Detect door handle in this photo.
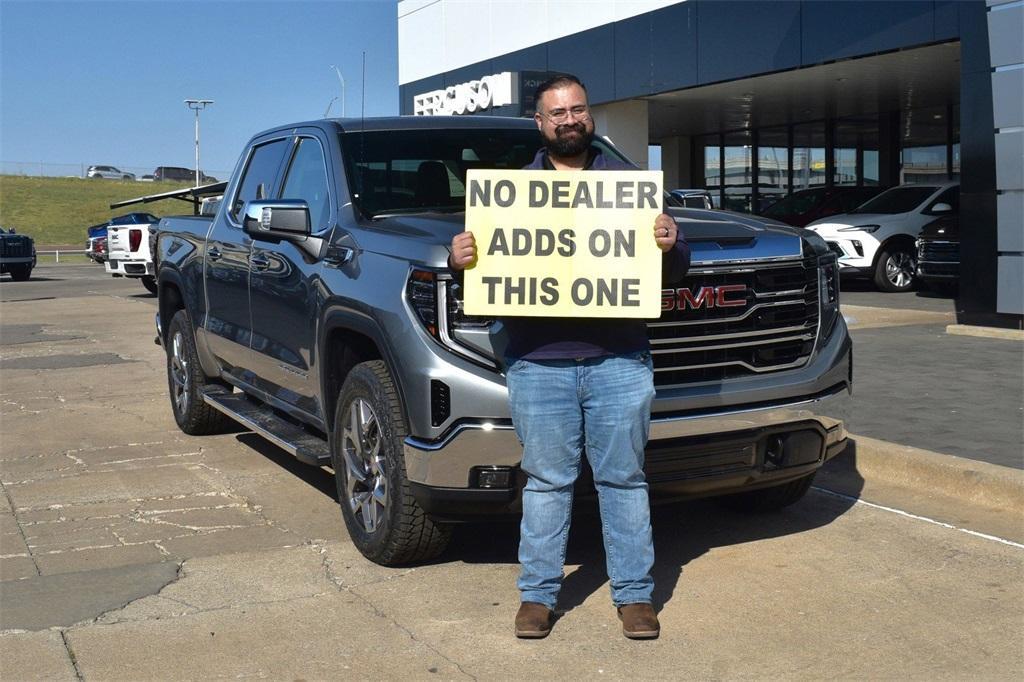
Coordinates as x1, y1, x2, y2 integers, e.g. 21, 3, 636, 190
207, 246, 222, 262
249, 253, 271, 271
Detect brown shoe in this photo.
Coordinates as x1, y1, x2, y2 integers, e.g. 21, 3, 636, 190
515, 602, 553, 638
617, 603, 660, 639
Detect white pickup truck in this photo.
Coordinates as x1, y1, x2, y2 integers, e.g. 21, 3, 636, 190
104, 212, 160, 294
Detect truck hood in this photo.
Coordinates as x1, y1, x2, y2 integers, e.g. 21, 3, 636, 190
349, 210, 814, 267
349, 213, 465, 266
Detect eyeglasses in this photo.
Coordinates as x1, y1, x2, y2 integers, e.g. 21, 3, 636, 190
539, 105, 590, 124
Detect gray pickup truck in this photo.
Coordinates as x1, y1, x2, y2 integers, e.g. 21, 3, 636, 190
154, 116, 852, 566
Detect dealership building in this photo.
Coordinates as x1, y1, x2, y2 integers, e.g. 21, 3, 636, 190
398, 0, 1023, 327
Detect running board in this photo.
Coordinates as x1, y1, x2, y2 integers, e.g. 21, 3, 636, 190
202, 390, 332, 466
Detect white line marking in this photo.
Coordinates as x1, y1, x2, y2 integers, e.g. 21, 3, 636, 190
812, 487, 1024, 549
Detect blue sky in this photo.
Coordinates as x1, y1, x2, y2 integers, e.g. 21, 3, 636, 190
0, 0, 399, 176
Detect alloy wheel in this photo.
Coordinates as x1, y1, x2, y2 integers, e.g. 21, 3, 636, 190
885, 252, 915, 289
341, 398, 388, 533
170, 331, 190, 415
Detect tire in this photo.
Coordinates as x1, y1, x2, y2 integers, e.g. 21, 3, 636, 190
873, 244, 916, 292
330, 360, 451, 565
10, 265, 31, 281
719, 472, 816, 512
141, 276, 158, 295
123, 175, 132, 181
165, 310, 232, 435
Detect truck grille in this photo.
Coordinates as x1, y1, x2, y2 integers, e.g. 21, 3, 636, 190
0, 238, 32, 258
648, 258, 819, 386
918, 240, 958, 263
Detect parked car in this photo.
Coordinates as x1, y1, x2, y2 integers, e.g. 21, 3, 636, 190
104, 213, 160, 294
760, 186, 888, 228
87, 165, 135, 181
0, 228, 36, 281
669, 189, 714, 209
86, 222, 108, 263
806, 182, 959, 292
916, 214, 959, 293
153, 166, 218, 184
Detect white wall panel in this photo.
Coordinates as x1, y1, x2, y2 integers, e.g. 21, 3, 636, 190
399, 0, 687, 84
997, 191, 1024, 252
997, 255, 1024, 314
399, 1, 446, 85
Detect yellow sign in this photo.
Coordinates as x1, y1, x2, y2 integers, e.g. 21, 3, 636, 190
463, 169, 663, 318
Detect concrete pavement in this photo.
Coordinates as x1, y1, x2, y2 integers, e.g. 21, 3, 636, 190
1, 265, 1022, 679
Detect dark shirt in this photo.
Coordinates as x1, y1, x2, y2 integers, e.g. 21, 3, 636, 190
499, 146, 690, 360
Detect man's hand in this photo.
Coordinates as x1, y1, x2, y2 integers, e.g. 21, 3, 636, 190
653, 214, 678, 253
449, 231, 477, 270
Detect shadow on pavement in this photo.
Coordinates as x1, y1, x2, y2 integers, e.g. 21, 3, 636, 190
228, 428, 865, 615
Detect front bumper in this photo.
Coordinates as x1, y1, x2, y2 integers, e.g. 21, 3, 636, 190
405, 374, 852, 518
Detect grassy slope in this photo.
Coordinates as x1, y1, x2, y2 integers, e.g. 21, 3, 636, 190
0, 175, 198, 245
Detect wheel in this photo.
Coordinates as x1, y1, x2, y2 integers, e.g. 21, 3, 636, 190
141, 276, 158, 295
330, 360, 451, 565
10, 265, 31, 281
719, 472, 816, 512
123, 175, 132, 180
165, 309, 232, 435
873, 244, 916, 292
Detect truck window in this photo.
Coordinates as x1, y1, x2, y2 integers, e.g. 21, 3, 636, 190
231, 139, 289, 222
339, 128, 627, 218
280, 137, 331, 230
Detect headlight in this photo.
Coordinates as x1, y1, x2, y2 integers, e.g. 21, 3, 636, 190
837, 224, 880, 233
407, 268, 497, 369
819, 255, 840, 340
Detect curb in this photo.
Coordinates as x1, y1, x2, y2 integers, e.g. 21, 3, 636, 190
946, 324, 1024, 341
832, 434, 1024, 514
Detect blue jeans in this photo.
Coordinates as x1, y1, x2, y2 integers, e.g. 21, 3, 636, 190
505, 352, 656, 609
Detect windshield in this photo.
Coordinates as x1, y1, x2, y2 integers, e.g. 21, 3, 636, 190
850, 186, 936, 214
762, 188, 827, 217
339, 128, 629, 217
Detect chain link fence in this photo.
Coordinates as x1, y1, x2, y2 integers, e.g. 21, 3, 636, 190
1, 161, 231, 181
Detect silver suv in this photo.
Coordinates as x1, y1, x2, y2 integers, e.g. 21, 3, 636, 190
87, 165, 135, 180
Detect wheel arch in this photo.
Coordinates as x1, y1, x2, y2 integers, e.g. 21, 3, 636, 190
320, 309, 408, 436
871, 233, 917, 268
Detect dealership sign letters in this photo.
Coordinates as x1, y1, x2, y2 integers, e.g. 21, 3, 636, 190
463, 170, 664, 318
414, 72, 517, 115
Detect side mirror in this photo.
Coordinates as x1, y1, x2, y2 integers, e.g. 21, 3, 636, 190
243, 200, 310, 239
930, 202, 953, 214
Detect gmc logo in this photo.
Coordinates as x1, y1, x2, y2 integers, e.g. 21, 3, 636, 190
661, 284, 748, 311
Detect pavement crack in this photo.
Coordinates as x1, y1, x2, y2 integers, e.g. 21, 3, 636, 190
345, 588, 477, 681
1, 479, 41, 576
60, 630, 85, 681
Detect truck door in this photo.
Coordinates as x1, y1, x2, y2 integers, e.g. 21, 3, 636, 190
204, 137, 289, 382
247, 133, 334, 419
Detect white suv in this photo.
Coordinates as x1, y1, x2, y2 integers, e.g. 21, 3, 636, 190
87, 165, 135, 181
806, 182, 958, 292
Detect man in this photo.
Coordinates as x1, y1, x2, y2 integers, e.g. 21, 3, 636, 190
449, 74, 689, 639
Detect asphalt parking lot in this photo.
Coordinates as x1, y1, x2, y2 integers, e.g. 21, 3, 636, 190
1, 264, 1022, 679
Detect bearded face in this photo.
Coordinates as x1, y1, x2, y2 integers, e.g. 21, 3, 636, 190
535, 83, 595, 160
542, 119, 595, 158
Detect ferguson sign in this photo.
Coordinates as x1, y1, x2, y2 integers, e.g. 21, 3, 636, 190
414, 72, 517, 116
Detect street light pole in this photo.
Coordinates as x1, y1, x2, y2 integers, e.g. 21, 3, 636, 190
329, 65, 345, 117
184, 99, 214, 187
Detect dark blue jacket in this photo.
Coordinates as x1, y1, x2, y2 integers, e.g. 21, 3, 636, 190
501, 146, 691, 360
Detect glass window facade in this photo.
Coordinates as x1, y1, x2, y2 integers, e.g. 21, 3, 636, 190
696, 106, 959, 214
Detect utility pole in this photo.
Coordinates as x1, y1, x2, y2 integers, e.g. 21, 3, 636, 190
184, 99, 214, 187
329, 65, 345, 117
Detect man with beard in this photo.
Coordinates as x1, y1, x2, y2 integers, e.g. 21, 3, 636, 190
449, 74, 689, 640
